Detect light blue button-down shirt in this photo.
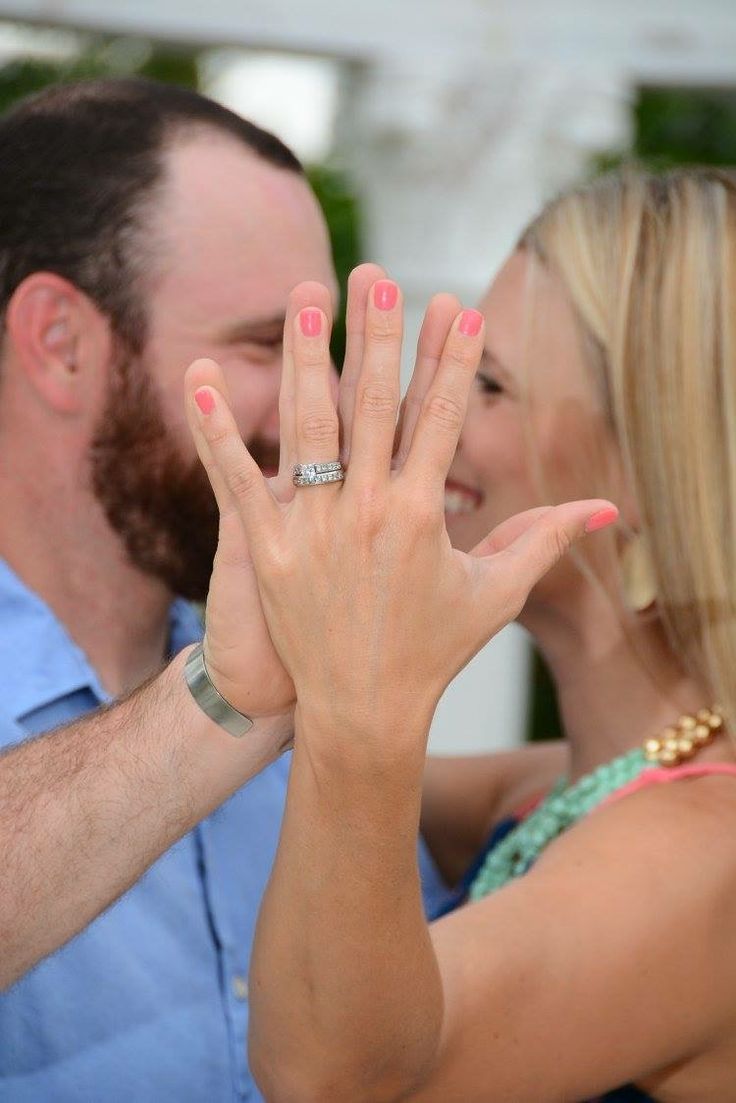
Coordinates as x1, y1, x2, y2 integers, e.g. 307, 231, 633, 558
0, 558, 452, 1101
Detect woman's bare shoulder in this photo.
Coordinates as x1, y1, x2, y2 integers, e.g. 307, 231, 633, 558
422, 767, 736, 1103
539, 761, 736, 892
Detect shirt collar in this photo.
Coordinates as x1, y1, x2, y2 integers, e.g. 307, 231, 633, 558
0, 559, 202, 723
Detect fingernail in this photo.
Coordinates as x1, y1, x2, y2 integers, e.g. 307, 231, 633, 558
585, 506, 619, 533
300, 308, 322, 337
459, 309, 483, 337
194, 388, 215, 415
374, 280, 398, 311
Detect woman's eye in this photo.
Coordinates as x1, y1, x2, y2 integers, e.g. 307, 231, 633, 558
474, 373, 503, 396
248, 338, 283, 358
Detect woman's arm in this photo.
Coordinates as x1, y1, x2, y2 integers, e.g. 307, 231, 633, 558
250, 707, 440, 1103
186, 276, 622, 1100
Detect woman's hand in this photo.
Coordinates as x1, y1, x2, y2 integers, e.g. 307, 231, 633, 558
185, 277, 617, 746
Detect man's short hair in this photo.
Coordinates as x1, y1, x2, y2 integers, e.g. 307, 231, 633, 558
0, 77, 304, 354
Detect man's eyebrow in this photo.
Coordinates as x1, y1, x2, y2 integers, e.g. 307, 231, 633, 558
215, 314, 286, 343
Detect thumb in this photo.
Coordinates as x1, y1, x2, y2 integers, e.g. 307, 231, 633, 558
469, 506, 555, 558
477, 500, 618, 613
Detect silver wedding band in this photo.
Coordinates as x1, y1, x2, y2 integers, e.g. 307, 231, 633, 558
292, 460, 345, 487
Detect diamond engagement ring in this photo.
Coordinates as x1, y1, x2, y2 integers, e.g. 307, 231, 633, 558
292, 460, 345, 487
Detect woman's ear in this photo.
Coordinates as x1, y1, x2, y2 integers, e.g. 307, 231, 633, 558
5, 272, 112, 415
604, 449, 659, 612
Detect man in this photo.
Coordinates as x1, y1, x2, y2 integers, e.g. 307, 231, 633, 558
0, 78, 451, 1102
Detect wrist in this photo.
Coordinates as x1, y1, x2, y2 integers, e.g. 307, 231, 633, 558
175, 647, 294, 752
198, 638, 297, 723
294, 694, 434, 769
184, 642, 254, 738
135, 654, 293, 826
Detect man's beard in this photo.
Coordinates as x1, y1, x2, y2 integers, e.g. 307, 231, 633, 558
90, 351, 279, 603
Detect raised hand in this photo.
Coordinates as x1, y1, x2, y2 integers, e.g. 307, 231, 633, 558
185, 278, 617, 742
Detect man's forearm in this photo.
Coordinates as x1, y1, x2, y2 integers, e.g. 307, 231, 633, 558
0, 647, 292, 989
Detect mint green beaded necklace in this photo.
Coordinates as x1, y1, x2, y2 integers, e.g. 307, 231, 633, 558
469, 703, 725, 901
468, 746, 651, 901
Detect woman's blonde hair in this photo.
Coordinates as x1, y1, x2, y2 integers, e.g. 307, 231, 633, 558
519, 168, 736, 725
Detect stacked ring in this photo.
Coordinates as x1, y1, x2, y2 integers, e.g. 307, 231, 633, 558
293, 460, 345, 488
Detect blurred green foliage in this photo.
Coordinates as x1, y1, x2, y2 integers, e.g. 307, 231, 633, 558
594, 85, 736, 174
0, 43, 198, 111
306, 164, 362, 366
528, 84, 736, 743
0, 34, 361, 366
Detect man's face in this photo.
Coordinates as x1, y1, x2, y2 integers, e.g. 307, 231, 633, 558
91, 133, 338, 600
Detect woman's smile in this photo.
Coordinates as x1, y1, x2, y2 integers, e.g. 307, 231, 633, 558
443, 477, 483, 516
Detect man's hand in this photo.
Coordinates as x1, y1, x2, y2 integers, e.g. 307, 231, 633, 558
186, 349, 298, 721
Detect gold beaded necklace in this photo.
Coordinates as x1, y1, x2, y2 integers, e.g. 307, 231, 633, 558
643, 706, 724, 767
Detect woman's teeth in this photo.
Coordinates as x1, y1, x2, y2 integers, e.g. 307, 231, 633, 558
444, 486, 481, 515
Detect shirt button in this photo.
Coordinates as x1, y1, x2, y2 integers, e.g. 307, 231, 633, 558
232, 975, 249, 1001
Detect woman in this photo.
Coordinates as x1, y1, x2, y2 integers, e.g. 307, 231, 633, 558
187, 169, 736, 1102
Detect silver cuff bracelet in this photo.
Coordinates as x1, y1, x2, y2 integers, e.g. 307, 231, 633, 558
184, 643, 254, 738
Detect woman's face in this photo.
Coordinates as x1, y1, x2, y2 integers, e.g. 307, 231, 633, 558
445, 250, 622, 601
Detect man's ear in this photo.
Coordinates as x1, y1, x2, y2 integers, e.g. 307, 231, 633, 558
5, 272, 112, 415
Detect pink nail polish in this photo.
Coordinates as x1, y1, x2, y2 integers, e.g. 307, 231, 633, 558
374, 280, 398, 311
459, 309, 483, 337
300, 308, 322, 337
585, 506, 619, 533
194, 388, 215, 415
